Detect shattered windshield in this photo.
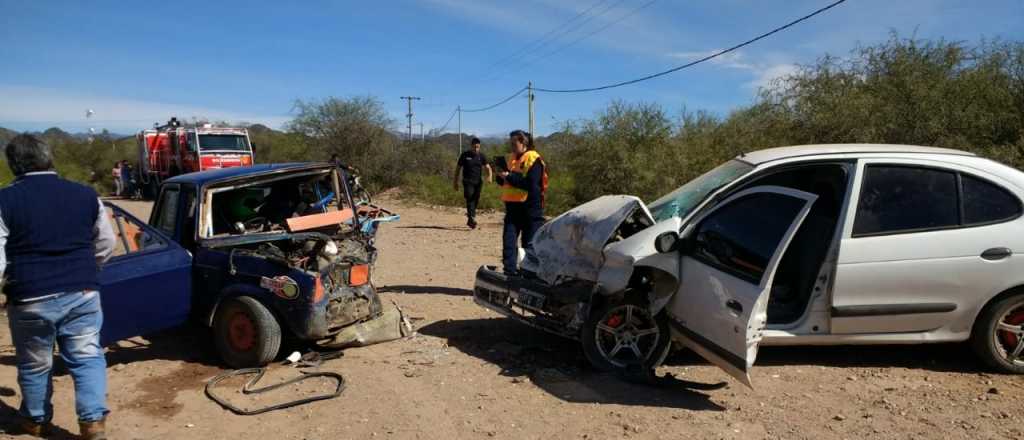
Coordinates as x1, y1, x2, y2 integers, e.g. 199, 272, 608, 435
647, 159, 754, 222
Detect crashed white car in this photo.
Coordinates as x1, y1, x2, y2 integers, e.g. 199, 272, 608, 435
474, 144, 1024, 385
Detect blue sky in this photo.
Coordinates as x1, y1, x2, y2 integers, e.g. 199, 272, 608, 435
1, 0, 1021, 136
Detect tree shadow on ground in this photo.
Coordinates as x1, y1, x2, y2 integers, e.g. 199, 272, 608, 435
418, 317, 726, 411
378, 285, 472, 296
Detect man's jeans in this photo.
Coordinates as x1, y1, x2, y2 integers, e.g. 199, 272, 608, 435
7, 290, 108, 423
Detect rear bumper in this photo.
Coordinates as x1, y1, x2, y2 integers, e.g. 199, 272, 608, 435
472, 265, 580, 340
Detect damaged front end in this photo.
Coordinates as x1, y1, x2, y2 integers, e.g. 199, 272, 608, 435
474, 195, 679, 339
197, 164, 404, 347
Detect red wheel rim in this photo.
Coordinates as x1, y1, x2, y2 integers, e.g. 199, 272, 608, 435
228, 312, 256, 352
998, 307, 1024, 350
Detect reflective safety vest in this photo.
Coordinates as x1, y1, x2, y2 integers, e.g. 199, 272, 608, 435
501, 150, 548, 204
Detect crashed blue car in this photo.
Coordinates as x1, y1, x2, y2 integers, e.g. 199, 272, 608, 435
98, 163, 400, 367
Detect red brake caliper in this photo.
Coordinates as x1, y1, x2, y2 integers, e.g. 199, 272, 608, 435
606, 314, 624, 329
1000, 309, 1024, 350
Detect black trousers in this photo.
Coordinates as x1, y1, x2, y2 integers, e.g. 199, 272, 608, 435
463, 180, 482, 221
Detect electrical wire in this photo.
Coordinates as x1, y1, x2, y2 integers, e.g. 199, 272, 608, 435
476, 0, 610, 78
435, 107, 459, 133
502, 0, 656, 79
534, 0, 848, 93
461, 86, 528, 113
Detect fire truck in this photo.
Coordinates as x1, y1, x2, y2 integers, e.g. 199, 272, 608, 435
137, 117, 255, 196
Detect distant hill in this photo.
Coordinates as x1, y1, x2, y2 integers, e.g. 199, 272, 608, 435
0, 127, 16, 146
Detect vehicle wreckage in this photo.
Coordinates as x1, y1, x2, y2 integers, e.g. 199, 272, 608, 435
476, 144, 1024, 385
97, 163, 402, 367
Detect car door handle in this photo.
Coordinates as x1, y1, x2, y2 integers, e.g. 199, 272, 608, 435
981, 247, 1013, 261
725, 299, 743, 314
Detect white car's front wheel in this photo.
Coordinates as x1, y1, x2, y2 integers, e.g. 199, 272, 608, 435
972, 292, 1024, 374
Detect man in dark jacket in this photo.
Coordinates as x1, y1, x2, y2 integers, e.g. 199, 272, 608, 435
454, 137, 492, 229
0, 134, 116, 439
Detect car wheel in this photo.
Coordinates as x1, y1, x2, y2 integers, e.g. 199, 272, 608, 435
972, 293, 1024, 374
581, 295, 671, 373
213, 296, 282, 368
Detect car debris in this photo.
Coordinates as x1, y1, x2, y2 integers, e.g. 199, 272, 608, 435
95, 162, 402, 368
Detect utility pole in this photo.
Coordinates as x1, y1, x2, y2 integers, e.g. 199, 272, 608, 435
400, 96, 421, 141
528, 81, 535, 136
457, 106, 462, 154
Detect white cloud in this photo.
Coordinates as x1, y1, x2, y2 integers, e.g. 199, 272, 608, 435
665, 49, 798, 90
0, 85, 290, 133
745, 63, 799, 90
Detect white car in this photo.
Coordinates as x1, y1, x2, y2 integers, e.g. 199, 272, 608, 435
474, 144, 1024, 385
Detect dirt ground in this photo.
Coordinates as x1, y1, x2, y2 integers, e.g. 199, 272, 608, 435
0, 196, 1022, 439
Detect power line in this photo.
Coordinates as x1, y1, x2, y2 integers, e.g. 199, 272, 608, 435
461, 86, 528, 113
534, 0, 848, 93
483, 0, 628, 83
503, 0, 656, 79
476, 0, 610, 79
436, 107, 459, 133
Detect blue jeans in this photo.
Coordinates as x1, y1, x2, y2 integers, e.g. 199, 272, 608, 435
502, 204, 544, 274
7, 290, 108, 423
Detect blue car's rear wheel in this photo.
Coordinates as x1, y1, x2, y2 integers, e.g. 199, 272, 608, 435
214, 296, 282, 368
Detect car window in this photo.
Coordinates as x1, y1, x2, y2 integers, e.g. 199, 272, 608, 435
853, 166, 958, 236
962, 174, 1022, 225
108, 209, 167, 257
154, 187, 180, 236
693, 192, 806, 284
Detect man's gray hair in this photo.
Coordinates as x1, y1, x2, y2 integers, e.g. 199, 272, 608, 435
5, 134, 55, 176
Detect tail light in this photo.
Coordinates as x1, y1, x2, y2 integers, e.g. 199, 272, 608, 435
241, 155, 253, 165
311, 276, 325, 303
349, 264, 369, 286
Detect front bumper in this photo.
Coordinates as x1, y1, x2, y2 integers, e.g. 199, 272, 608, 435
473, 265, 580, 340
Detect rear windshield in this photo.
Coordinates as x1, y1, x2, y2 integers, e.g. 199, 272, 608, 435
199, 134, 250, 152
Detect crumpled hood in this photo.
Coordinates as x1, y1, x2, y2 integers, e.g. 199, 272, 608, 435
524, 195, 650, 285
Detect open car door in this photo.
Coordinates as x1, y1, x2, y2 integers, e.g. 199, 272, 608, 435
666, 186, 816, 387
98, 203, 192, 346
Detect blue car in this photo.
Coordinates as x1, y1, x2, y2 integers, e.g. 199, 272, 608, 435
98, 163, 399, 367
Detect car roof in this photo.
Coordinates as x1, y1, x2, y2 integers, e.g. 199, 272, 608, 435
738, 144, 976, 165
164, 162, 332, 186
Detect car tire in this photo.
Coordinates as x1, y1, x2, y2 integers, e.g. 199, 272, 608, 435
213, 296, 282, 368
581, 294, 671, 374
971, 292, 1024, 374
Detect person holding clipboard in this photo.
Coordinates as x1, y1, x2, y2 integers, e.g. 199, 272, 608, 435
495, 130, 547, 275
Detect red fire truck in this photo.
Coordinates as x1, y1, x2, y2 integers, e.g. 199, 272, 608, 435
137, 117, 255, 195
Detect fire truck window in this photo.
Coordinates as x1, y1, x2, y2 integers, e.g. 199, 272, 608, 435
186, 134, 197, 152
199, 134, 249, 151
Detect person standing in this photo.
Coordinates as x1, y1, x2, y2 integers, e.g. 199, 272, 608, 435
111, 162, 122, 197
453, 137, 492, 229
1, 135, 116, 439
496, 130, 547, 275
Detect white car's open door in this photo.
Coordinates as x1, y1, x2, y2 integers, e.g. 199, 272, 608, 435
666, 186, 816, 387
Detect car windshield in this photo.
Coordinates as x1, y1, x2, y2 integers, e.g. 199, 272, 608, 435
647, 159, 754, 222
199, 134, 250, 152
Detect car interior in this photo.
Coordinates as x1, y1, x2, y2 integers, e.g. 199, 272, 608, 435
208, 172, 345, 236
735, 163, 851, 325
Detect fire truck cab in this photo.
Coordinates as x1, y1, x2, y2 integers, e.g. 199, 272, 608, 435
137, 117, 254, 197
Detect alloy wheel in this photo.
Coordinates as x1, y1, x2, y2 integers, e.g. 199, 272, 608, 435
593, 304, 662, 368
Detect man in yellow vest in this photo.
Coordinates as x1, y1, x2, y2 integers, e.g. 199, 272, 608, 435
496, 130, 547, 275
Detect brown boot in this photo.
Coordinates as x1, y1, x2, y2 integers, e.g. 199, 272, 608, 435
79, 417, 107, 440
17, 418, 52, 437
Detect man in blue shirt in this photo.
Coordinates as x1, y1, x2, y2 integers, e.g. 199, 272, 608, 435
1, 134, 116, 439
453, 137, 492, 229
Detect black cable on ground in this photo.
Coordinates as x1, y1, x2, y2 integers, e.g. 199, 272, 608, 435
205, 350, 346, 416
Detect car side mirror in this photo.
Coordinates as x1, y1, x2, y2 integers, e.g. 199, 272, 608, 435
654, 231, 680, 253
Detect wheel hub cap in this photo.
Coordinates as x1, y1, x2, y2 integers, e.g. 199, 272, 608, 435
228, 312, 257, 352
